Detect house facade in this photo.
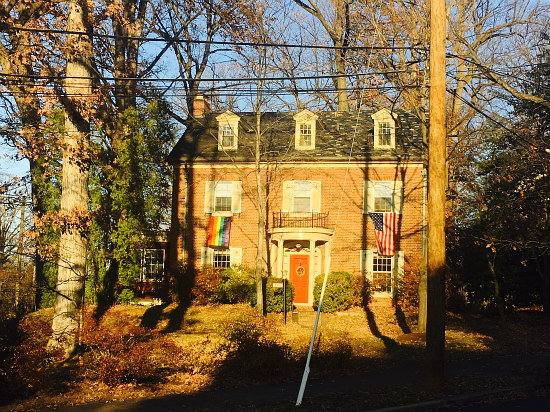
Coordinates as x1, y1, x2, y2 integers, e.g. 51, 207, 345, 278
168, 99, 425, 306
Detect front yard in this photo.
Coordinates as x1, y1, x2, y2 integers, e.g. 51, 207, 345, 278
1, 303, 548, 411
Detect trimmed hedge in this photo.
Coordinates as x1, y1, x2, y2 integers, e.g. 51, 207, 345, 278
265, 277, 294, 313
313, 272, 368, 313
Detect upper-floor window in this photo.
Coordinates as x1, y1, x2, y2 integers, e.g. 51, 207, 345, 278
221, 125, 235, 147
294, 109, 318, 150
371, 109, 396, 149
363, 180, 403, 214
282, 180, 321, 213
216, 111, 239, 151
204, 180, 242, 215
299, 124, 312, 147
214, 181, 233, 212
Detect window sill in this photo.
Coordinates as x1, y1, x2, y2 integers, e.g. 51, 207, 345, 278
212, 211, 233, 217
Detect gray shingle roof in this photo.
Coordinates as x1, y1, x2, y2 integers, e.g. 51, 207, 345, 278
168, 109, 424, 164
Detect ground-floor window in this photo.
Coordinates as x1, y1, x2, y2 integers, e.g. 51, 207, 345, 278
201, 246, 242, 268
141, 248, 165, 282
371, 253, 392, 293
212, 249, 231, 268
360, 250, 404, 296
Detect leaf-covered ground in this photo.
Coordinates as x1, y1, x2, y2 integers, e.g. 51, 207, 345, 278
1, 304, 548, 412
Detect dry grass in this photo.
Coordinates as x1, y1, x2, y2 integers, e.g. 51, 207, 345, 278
1, 304, 548, 412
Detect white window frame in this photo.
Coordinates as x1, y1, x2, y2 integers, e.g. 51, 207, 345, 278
221, 125, 235, 147
204, 180, 242, 215
216, 111, 239, 151
213, 181, 233, 213
201, 247, 242, 268
141, 248, 165, 282
282, 180, 321, 213
293, 109, 318, 150
360, 250, 405, 297
371, 109, 396, 149
363, 180, 403, 214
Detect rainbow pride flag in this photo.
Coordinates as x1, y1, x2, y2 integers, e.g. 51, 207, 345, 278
207, 216, 232, 247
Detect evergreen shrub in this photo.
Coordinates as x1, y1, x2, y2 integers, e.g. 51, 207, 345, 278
265, 277, 294, 313
313, 271, 355, 313
219, 267, 255, 304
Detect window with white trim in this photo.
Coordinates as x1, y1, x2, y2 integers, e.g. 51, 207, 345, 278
360, 250, 405, 296
293, 181, 312, 212
221, 125, 235, 147
299, 123, 312, 147
141, 248, 165, 282
372, 253, 392, 293
204, 180, 242, 215
363, 180, 403, 214
201, 247, 242, 268
293, 109, 318, 150
213, 249, 231, 268
216, 111, 239, 150
282, 180, 321, 213
371, 109, 396, 149
214, 181, 233, 212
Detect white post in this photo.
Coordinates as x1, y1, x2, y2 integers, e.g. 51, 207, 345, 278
296, 242, 332, 406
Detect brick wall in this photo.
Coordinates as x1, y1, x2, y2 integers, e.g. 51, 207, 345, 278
170, 160, 425, 277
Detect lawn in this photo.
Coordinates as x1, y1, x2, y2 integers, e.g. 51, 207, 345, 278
0, 303, 548, 411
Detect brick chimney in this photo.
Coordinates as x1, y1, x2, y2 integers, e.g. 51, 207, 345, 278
192, 95, 210, 118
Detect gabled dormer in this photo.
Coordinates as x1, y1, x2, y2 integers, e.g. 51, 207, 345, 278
371, 109, 397, 149
293, 109, 318, 150
216, 111, 240, 151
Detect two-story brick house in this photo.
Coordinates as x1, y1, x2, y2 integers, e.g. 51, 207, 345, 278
168, 98, 425, 306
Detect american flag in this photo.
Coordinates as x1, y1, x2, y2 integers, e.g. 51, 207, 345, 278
368, 212, 396, 256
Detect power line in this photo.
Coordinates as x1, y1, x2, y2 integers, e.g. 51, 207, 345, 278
4, 26, 428, 52
447, 88, 550, 157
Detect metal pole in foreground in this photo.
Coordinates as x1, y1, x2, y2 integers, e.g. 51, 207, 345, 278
296, 256, 331, 406
283, 277, 287, 325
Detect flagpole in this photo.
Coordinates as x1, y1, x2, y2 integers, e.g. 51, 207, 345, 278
296, 247, 332, 406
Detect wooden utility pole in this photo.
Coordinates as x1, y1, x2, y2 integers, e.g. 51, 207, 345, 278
426, 0, 447, 388
48, 0, 93, 357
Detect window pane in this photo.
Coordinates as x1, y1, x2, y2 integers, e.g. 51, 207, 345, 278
294, 197, 311, 213
213, 249, 231, 268
372, 254, 392, 293
215, 197, 232, 211
379, 122, 391, 146
299, 123, 312, 146
214, 181, 233, 212
374, 196, 393, 212
142, 249, 164, 281
222, 125, 234, 147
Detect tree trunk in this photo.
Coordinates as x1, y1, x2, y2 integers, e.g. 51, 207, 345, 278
48, 0, 92, 357
486, 252, 505, 320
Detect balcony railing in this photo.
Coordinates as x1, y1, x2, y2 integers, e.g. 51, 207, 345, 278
271, 212, 330, 229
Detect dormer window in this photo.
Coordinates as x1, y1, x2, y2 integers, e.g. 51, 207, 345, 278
216, 111, 239, 151
221, 125, 235, 147
294, 109, 318, 150
299, 124, 312, 146
371, 109, 396, 149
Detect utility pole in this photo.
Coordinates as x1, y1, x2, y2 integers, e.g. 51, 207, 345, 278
426, 0, 447, 388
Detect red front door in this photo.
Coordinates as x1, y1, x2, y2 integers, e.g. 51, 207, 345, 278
290, 254, 309, 304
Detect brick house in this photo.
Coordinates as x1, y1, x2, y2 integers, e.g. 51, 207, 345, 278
168, 98, 425, 306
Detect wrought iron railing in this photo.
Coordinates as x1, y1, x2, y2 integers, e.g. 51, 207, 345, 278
271, 212, 330, 229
